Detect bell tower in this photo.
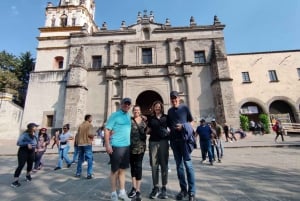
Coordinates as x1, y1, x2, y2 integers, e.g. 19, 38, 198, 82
44, 0, 97, 34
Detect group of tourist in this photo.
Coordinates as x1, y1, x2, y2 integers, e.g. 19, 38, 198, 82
12, 90, 249, 201
105, 91, 196, 201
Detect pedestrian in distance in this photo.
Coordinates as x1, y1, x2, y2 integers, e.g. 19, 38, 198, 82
11, 123, 39, 188
273, 120, 284, 142
105, 98, 132, 201
54, 124, 73, 170
195, 119, 214, 165
167, 91, 196, 201
75, 114, 95, 179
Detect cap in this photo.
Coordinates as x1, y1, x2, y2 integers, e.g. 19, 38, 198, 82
27, 123, 39, 129
200, 119, 205, 123
170, 91, 179, 98
121, 97, 132, 105
40, 127, 47, 131
211, 118, 216, 122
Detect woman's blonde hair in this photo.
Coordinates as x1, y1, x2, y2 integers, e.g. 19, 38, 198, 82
151, 100, 164, 114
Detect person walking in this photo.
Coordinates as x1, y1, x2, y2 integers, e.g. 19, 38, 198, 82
273, 120, 284, 142
54, 124, 73, 170
75, 114, 95, 179
127, 105, 147, 201
105, 98, 132, 201
11, 123, 39, 187
223, 123, 233, 142
33, 128, 50, 171
195, 119, 214, 165
147, 101, 170, 199
167, 91, 196, 201
211, 119, 223, 163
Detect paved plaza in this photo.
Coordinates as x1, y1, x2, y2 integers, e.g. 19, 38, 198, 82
0, 133, 299, 201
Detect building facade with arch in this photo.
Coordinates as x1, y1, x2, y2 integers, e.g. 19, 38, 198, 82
21, 0, 300, 132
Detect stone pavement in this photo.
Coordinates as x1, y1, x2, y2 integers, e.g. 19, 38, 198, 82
0, 133, 299, 201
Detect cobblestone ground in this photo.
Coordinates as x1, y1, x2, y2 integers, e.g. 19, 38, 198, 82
1, 146, 299, 201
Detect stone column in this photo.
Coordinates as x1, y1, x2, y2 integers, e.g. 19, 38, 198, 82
166, 38, 173, 63
183, 62, 193, 111
120, 40, 126, 65
108, 41, 114, 66
181, 37, 187, 63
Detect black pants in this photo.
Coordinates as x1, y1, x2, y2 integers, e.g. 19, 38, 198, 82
275, 132, 284, 141
129, 152, 145, 180
14, 147, 35, 178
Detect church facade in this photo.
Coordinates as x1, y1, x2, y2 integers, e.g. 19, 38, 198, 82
21, 0, 300, 132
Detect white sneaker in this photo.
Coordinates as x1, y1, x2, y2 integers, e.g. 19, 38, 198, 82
111, 192, 118, 201
118, 192, 131, 201
201, 159, 207, 163
82, 161, 88, 166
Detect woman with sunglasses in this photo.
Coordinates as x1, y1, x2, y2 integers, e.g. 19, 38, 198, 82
33, 128, 50, 171
54, 124, 73, 170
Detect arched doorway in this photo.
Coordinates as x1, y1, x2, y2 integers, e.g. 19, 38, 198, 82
136, 90, 163, 116
269, 100, 296, 123
240, 102, 264, 122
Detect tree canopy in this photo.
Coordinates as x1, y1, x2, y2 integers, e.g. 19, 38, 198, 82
0, 50, 35, 107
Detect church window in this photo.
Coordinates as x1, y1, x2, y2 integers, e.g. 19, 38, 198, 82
46, 115, 54, 127
142, 48, 152, 64
143, 28, 150, 40
242, 72, 251, 83
92, 55, 102, 68
60, 14, 68, 27
54, 56, 64, 69
268, 70, 278, 82
194, 51, 206, 64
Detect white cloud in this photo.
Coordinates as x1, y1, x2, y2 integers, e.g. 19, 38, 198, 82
11, 5, 19, 16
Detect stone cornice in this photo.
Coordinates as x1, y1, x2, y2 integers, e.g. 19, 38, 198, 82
37, 36, 70, 41
37, 46, 69, 51
210, 77, 233, 86
66, 85, 88, 90
39, 26, 82, 32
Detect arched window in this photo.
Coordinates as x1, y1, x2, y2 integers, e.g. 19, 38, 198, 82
60, 14, 68, 27
54, 56, 64, 69
143, 28, 150, 40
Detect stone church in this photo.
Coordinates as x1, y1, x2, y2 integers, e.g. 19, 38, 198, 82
21, 0, 300, 133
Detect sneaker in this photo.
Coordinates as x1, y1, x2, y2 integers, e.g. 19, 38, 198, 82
201, 159, 207, 164
82, 161, 88, 166
135, 191, 142, 201
54, 167, 61, 171
176, 190, 187, 200
118, 192, 131, 201
32, 169, 38, 172
74, 174, 81, 178
87, 175, 93, 179
25, 175, 32, 181
218, 159, 222, 163
159, 186, 168, 199
209, 161, 213, 166
128, 187, 136, 198
149, 187, 160, 199
11, 181, 21, 188
188, 193, 195, 201
111, 192, 118, 201
67, 163, 72, 168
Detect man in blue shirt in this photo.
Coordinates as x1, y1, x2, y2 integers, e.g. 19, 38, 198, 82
167, 91, 196, 201
105, 98, 132, 201
195, 119, 213, 165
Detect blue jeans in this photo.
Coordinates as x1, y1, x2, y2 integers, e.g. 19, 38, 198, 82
72, 145, 87, 162
200, 140, 213, 162
170, 140, 195, 195
76, 145, 93, 176
57, 145, 72, 168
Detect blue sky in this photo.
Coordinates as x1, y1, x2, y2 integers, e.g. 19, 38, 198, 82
0, 0, 299, 57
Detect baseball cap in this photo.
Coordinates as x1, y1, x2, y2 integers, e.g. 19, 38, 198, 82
27, 123, 39, 129
211, 118, 216, 122
170, 91, 179, 98
121, 97, 132, 105
200, 119, 205, 123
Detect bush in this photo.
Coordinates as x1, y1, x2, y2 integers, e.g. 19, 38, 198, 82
259, 113, 270, 134
240, 115, 249, 131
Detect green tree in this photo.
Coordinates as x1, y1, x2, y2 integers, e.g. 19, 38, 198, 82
240, 115, 249, 131
0, 50, 35, 107
15, 52, 35, 106
259, 113, 270, 134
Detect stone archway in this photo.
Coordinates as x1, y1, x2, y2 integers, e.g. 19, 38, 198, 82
240, 102, 264, 122
269, 100, 296, 122
136, 90, 163, 116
